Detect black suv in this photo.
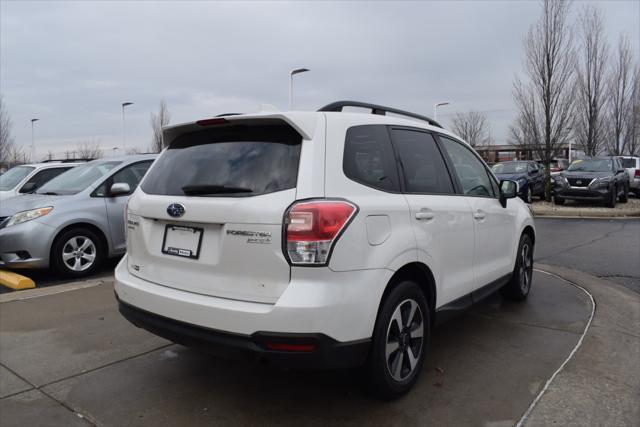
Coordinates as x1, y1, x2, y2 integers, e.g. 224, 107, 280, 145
553, 157, 630, 207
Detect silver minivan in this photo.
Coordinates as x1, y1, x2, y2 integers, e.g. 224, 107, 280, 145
0, 154, 155, 277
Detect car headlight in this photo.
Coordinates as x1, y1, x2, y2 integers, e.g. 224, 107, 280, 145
590, 178, 610, 189
5, 207, 53, 227
554, 176, 568, 186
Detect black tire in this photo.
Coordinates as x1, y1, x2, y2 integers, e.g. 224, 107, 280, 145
366, 280, 430, 400
501, 234, 534, 301
51, 227, 104, 278
619, 185, 629, 203
523, 187, 533, 204
554, 196, 565, 205
606, 186, 617, 208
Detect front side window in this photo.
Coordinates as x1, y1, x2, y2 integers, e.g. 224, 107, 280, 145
0, 166, 34, 191
390, 129, 454, 194
94, 161, 153, 197
343, 125, 399, 192
37, 161, 121, 195
439, 136, 495, 197
20, 167, 71, 193
142, 124, 301, 197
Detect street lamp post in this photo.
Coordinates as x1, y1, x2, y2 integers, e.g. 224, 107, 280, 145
121, 102, 134, 151
433, 102, 450, 121
289, 68, 310, 110
30, 118, 40, 162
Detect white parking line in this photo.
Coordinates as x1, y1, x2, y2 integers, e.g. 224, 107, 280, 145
515, 268, 596, 427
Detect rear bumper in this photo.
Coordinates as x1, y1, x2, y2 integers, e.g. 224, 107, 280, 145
118, 297, 369, 369
115, 255, 392, 367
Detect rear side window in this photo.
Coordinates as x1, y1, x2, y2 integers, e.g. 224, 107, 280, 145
343, 125, 399, 192
620, 158, 636, 168
390, 129, 454, 194
142, 124, 301, 197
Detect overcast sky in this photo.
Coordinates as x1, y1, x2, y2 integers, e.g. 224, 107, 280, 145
1, 0, 639, 160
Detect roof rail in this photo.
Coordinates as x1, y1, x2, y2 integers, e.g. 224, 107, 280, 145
42, 158, 93, 163
318, 100, 443, 128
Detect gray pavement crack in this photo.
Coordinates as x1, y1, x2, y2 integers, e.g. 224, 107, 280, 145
1, 342, 172, 425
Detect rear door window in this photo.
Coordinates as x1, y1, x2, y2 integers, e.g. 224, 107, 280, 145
343, 125, 400, 192
142, 124, 301, 197
439, 136, 497, 197
389, 128, 454, 194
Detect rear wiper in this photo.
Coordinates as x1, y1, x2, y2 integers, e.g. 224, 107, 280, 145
181, 184, 253, 195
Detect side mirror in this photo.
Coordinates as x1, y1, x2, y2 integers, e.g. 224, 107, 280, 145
499, 180, 518, 208
19, 182, 37, 193
110, 182, 131, 196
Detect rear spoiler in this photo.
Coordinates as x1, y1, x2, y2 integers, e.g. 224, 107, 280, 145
162, 112, 320, 144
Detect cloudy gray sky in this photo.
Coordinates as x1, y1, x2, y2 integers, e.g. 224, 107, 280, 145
1, 0, 638, 160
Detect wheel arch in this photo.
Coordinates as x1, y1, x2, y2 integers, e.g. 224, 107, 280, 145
378, 262, 437, 325
50, 222, 110, 262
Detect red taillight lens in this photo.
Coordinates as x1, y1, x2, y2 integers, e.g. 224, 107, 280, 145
265, 342, 317, 352
635, 169, 640, 178
196, 118, 228, 126
284, 200, 357, 265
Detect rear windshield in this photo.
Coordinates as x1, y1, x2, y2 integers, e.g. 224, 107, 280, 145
142, 124, 302, 197
492, 162, 527, 174
621, 158, 636, 168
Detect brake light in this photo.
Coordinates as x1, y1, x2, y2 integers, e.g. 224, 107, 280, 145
196, 118, 228, 126
265, 342, 317, 352
635, 169, 640, 178
284, 200, 357, 265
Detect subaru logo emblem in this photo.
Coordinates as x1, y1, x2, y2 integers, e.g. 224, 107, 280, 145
167, 203, 185, 218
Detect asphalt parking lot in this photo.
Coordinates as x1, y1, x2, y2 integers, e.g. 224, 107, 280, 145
0, 270, 593, 426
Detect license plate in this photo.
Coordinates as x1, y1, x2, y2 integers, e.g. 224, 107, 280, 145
162, 225, 203, 259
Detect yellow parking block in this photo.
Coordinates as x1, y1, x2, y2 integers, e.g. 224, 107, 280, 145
0, 270, 36, 290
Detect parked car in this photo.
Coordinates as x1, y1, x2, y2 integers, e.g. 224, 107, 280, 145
549, 158, 570, 175
0, 155, 156, 277
0, 162, 82, 202
491, 160, 544, 203
619, 156, 640, 197
553, 156, 630, 207
115, 101, 535, 399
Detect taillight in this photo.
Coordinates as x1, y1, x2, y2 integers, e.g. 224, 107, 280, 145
284, 199, 357, 265
196, 118, 228, 126
635, 169, 640, 178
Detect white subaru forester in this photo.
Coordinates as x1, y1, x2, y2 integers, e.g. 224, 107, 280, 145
115, 101, 535, 398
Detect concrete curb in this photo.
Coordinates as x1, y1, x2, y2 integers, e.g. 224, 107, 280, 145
0, 278, 106, 303
522, 264, 640, 426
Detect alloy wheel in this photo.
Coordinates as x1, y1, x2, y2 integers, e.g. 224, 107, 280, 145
62, 236, 97, 272
385, 299, 424, 382
519, 243, 533, 293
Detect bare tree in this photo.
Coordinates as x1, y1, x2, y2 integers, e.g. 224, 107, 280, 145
150, 100, 171, 153
5, 144, 28, 167
451, 110, 492, 148
75, 140, 103, 159
607, 34, 634, 156
511, 0, 576, 200
625, 66, 640, 156
0, 94, 15, 167
574, 5, 609, 156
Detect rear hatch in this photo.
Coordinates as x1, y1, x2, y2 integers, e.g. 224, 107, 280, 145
126, 119, 303, 303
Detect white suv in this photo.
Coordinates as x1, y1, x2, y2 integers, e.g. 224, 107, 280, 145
115, 101, 535, 398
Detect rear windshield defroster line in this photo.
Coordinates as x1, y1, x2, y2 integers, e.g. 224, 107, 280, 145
141, 123, 302, 197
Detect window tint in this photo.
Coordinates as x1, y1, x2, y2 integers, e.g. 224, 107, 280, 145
142, 124, 301, 197
439, 136, 495, 197
343, 125, 399, 192
20, 167, 71, 193
38, 161, 121, 195
0, 166, 34, 191
621, 158, 636, 168
390, 129, 453, 194
94, 161, 153, 197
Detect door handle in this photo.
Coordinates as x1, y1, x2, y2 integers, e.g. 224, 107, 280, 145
415, 211, 434, 220
473, 210, 486, 220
